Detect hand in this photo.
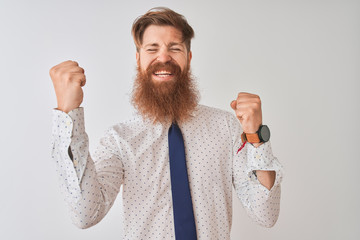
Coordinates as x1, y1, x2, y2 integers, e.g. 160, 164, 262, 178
230, 92, 262, 133
49, 60, 86, 113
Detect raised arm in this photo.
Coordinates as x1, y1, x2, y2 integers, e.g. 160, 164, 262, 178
230, 92, 283, 227
230, 92, 276, 190
50, 61, 124, 228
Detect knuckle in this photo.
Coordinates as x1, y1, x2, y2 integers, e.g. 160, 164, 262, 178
257, 101, 262, 108
63, 72, 72, 80
251, 102, 258, 108
49, 66, 58, 76
55, 70, 63, 79
252, 93, 260, 100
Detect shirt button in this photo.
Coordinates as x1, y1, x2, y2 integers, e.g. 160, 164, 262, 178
73, 160, 78, 167
66, 121, 72, 126
256, 154, 261, 159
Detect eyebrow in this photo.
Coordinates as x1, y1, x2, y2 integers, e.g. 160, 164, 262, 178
144, 43, 159, 48
168, 42, 183, 48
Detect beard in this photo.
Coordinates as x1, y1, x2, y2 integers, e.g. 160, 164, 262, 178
132, 61, 199, 124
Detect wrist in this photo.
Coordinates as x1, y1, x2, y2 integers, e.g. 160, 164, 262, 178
56, 104, 80, 113
242, 125, 270, 144
252, 142, 263, 148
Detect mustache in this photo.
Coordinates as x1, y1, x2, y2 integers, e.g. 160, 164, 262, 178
145, 61, 182, 78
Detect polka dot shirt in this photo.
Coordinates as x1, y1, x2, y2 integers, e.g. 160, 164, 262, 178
51, 105, 283, 239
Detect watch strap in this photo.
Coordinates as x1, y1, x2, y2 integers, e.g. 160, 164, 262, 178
241, 132, 261, 143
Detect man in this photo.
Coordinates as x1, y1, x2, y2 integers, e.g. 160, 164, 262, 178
50, 7, 283, 240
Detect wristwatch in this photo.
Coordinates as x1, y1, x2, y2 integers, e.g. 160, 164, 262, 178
241, 125, 270, 143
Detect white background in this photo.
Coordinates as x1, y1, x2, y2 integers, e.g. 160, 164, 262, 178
0, 0, 359, 239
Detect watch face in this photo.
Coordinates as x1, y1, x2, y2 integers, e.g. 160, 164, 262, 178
259, 125, 270, 142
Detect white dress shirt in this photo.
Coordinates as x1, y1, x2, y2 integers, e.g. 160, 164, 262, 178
51, 104, 283, 240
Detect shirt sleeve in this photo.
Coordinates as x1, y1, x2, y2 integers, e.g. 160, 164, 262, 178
228, 113, 284, 228
51, 107, 124, 229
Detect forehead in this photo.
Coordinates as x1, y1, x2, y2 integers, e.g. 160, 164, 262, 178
142, 25, 184, 46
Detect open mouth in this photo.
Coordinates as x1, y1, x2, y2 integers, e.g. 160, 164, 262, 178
153, 70, 173, 78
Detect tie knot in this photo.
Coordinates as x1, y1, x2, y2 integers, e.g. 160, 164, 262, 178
170, 122, 179, 130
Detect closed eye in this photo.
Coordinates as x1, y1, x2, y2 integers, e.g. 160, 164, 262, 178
146, 49, 158, 52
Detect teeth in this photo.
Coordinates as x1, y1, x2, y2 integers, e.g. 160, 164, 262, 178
154, 70, 172, 75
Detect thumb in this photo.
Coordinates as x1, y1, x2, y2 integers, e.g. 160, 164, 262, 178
230, 100, 237, 110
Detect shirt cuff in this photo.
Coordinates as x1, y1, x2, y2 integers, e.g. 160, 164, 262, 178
52, 107, 85, 137
246, 141, 283, 187
246, 141, 275, 169
51, 107, 87, 195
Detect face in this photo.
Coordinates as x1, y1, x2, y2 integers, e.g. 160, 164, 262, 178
132, 24, 199, 124
136, 25, 192, 83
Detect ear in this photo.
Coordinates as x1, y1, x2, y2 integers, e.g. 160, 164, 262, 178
136, 52, 140, 67
188, 51, 192, 65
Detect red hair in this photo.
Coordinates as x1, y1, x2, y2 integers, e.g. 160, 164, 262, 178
131, 7, 195, 52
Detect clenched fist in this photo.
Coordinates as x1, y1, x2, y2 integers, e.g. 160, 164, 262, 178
230, 92, 262, 133
49, 60, 86, 113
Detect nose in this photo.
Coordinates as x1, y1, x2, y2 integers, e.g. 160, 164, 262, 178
157, 49, 172, 63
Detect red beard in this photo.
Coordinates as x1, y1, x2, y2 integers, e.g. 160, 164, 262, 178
132, 61, 199, 124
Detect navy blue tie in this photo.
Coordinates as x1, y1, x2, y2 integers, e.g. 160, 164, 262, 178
168, 123, 197, 240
